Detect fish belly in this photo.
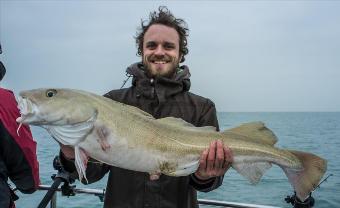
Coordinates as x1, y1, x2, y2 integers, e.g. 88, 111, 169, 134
78, 130, 201, 176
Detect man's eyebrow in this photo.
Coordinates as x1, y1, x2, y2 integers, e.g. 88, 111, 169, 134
145, 41, 176, 48
145, 41, 156, 45
164, 42, 175, 46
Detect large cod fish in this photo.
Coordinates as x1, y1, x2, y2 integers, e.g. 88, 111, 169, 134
16, 88, 327, 201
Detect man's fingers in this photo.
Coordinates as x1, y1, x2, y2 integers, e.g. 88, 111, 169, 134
224, 145, 233, 163
198, 149, 209, 171
214, 140, 224, 169
222, 146, 233, 170
207, 141, 216, 172
196, 142, 233, 179
60, 144, 76, 159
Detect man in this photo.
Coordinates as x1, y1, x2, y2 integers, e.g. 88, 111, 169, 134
0, 48, 40, 208
60, 6, 233, 208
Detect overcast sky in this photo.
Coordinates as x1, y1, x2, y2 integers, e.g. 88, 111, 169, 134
1, 1, 339, 112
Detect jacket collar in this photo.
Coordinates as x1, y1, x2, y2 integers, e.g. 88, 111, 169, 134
126, 62, 191, 102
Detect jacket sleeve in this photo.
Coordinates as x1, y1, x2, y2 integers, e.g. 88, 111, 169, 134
0, 121, 38, 194
189, 99, 224, 192
59, 151, 110, 184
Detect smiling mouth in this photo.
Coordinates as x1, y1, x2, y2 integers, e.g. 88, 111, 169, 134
148, 55, 171, 64
151, 60, 169, 64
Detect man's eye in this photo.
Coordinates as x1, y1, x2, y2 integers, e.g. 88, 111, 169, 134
164, 44, 175, 50
146, 43, 156, 49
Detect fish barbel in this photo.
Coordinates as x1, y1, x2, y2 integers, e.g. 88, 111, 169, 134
16, 88, 327, 201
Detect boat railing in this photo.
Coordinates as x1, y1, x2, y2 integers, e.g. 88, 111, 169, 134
33, 156, 324, 208
37, 184, 280, 208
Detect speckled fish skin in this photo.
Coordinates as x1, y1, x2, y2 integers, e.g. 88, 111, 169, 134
16, 88, 327, 201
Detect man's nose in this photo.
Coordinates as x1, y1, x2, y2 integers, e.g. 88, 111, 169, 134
154, 45, 165, 55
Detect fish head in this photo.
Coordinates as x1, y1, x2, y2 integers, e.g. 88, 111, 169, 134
16, 88, 98, 126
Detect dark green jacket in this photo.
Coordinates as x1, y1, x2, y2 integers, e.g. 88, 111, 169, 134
61, 63, 223, 208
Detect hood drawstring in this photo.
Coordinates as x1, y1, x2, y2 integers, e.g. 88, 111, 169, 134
120, 72, 133, 89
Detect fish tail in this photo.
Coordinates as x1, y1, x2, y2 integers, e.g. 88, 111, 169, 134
75, 146, 89, 183
283, 150, 327, 201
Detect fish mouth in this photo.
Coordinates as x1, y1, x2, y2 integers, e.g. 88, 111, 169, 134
16, 97, 37, 123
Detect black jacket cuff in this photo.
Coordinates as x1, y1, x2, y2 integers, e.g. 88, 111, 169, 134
189, 174, 223, 192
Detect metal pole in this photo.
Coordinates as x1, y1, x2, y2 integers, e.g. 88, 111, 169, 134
50, 193, 57, 208
37, 178, 63, 208
38, 185, 280, 208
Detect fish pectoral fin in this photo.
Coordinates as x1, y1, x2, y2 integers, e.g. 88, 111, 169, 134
47, 115, 95, 145
232, 162, 272, 184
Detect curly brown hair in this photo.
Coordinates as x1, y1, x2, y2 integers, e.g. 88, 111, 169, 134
135, 6, 189, 63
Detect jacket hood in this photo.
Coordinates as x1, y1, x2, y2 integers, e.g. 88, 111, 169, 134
126, 62, 191, 102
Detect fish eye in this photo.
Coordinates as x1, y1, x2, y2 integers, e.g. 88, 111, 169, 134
46, 89, 57, 98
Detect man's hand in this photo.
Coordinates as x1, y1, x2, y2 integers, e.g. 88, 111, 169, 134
60, 144, 75, 160
194, 140, 233, 181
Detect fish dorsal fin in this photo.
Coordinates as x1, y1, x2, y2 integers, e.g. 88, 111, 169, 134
197, 126, 218, 131
107, 99, 154, 120
157, 117, 195, 127
157, 117, 217, 132
124, 104, 154, 119
223, 122, 277, 145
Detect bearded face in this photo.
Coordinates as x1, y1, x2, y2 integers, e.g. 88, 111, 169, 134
142, 24, 182, 78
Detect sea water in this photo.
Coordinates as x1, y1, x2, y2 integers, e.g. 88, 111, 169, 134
14, 112, 340, 208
